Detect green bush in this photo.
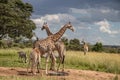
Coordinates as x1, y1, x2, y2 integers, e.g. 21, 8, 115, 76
92, 42, 103, 52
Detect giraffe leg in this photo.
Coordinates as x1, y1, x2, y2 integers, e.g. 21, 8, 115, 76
57, 54, 65, 72
27, 57, 31, 74
49, 54, 54, 71
33, 64, 37, 75
84, 49, 87, 55
31, 60, 34, 74
50, 53, 56, 71
84, 51, 86, 55
46, 53, 50, 75
32, 53, 38, 75
32, 58, 37, 75
57, 55, 62, 71
57, 60, 61, 71
62, 55, 65, 72
84, 48, 86, 55
37, 55, 41, 73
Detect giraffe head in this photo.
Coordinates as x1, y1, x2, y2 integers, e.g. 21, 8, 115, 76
65, 22, 74, 32
81, 40, 86, 45
41, 22, 48, 30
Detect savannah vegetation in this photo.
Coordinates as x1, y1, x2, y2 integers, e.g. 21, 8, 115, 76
0, 48, 120, 74
0, 0, 120, 79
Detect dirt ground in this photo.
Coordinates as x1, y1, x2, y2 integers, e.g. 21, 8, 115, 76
0, 67, 119, 80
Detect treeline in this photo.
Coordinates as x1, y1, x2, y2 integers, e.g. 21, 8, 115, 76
0, 37, 120, 54
0, 38, 32, 48
61, 37, 120, 53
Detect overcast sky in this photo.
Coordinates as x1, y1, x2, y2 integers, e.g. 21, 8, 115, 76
23, 0, 120, 45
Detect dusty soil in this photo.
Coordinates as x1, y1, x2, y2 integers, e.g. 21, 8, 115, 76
0, 67, 119, 80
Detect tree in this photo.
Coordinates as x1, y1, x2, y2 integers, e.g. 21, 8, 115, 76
61, 37, 68, 45
92, 42, 103, 52
61, 37, 69, 50
68, 38, 81, 51
0, 0, 36, 39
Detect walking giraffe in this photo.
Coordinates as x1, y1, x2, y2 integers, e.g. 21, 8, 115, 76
34, 22, 74, 74
41, 22, 66, 71
82, 40, 88, 55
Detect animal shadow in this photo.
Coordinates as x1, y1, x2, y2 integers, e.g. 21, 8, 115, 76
17, 71, 28, 76
48, 71, 69, 76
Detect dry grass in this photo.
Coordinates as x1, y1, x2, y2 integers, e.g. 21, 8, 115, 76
65, 51, 120, 74
0, 48, 120, 74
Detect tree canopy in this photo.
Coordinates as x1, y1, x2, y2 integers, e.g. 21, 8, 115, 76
68, 38, 81, 50
92, 42, 103, 52
0, 0, 36, 39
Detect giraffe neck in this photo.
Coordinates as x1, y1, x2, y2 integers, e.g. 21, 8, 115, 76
83, 42, 85, 45
83, 42, 86, 46
45, 27, 53, 36
52, 25, 67, 42
84, 42, 87, 47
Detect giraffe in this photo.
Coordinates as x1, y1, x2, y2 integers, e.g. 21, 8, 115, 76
41, 22, 66, 71
81, 40, 88, 55
27, 47, 41, 75
34, 22, 74, 74
41, 22, 53, 36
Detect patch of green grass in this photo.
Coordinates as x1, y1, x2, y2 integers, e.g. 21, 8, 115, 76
0, 48, 30, 68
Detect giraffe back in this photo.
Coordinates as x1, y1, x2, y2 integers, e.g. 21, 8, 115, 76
34, 36, 56, 53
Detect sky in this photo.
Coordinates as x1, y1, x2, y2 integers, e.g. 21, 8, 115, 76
23, 0, 120, 45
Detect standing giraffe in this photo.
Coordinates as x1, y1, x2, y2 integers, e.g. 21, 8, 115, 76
81, 40, 88, 55
27, 47, 41, 75
34, 22, 74, 74
41, 22, 66, 71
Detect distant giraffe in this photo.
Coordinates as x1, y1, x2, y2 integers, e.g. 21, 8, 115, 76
34, 22, 74, 74
41, 22, 66, 71
82, 40, 88, 55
